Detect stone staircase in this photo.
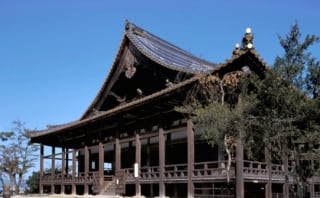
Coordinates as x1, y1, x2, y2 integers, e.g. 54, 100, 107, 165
100, 178, 117, 195
93, 176, 125, 196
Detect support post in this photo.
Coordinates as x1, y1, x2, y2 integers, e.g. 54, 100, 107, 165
115, 133, 122, 195
39, 144, 44, 194
310, 178, 314, 198
159, 127, 165, 198
65, 148, 69, 178
265, 143, 272, 198
99, 142, 104, 193
51, 146, 55, 194
61, 147, 65, 194
115, 138, 121, 173
236, 138, 244, 198
84, 145, 89, 195
147, 138, 153, 196
72, 149, 76, 195
187, 119, 194, 198
135, 133, 141, 196
146, 138, 151, 166
282, 141, 289, 198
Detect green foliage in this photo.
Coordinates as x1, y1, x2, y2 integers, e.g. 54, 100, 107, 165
306, 58, 320, 98
192, 101, 244, 148
25, 171, 40, 194
272, 23, 320, 197
245, 71, 315, 162
273, 21, 320, 98
177, 22, 320, 198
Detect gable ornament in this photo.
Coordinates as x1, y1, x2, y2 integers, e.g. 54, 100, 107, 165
125, 63, 136, 79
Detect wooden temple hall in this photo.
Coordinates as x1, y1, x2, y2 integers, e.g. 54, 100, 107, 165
26, 21, 320, 198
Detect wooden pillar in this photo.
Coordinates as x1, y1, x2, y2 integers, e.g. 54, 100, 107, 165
135, 133, 141, 196
147, 138, 153, 196
39, 144, 44, 194
310, 178, 314, 198
310, 147, 315, 197
61, 147, 66, 194
282, 143, 289, 198
265, 143, 272, 198
146, 138, 151, 166
114, 134, 122, 196
115, 138, 121, 173
98, 142, 104, 193
236, 138, 244, 198
84, 145, 89, 195
65, 148, 69, 177
159, 127, 165, 197
72, 149, 76, 195
51, 146, 55, 194
187, 119, 194, 198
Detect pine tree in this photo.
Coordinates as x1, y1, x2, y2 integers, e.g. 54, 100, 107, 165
272, 22, 320, 197
273, 21, 320, 98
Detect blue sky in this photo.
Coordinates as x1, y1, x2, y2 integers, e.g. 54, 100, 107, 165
1, 0, 320, 132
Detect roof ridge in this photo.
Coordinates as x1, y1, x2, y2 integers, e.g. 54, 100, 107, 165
126, 20, 203, 59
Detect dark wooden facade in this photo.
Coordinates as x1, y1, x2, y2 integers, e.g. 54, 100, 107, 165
27, 21, 320, 198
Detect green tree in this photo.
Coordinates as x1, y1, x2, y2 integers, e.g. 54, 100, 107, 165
177, 70, 256, 183
272, 22, 320, 197
25, 171, 40, 194
177, 22, 320, 198
306, 57, 320, 98
245, 71, 315, 198
273, 21, 320, 98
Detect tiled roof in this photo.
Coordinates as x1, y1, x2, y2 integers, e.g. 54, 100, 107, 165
125, 21, 216, 74
80, 21, 217, 119
27, 21, 269, 141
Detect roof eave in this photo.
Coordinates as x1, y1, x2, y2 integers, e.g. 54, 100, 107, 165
28, 75, 202, 141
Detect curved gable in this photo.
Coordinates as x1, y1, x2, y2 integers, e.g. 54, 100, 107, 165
81, 21, 216, 119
